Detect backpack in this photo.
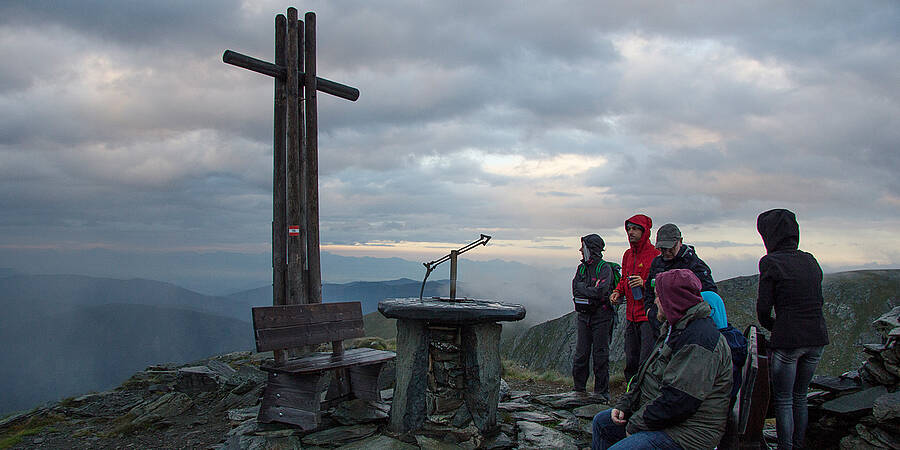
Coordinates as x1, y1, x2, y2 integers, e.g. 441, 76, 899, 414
574, 260, 622, 313
719, 323, 748, 403
601, 260, 622, 294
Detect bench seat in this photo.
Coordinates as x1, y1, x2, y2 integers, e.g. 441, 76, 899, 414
260, 347, 396, 374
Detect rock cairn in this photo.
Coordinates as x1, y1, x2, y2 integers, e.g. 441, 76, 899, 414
807, 306, 900, 449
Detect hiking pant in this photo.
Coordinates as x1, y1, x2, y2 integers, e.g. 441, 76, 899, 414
591, 408, 682, 450
623, 319, 655, 384
573, 308, 613, 394
770, 345, 824, 450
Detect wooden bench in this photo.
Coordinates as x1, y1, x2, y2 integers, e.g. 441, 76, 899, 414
252, 301, 396, 430
720, 325, 770, 449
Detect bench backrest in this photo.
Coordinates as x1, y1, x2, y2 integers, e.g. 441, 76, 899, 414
252, 301, 365, 353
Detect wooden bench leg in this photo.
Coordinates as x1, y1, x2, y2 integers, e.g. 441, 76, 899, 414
324, 368, 352, 407
258, 371, 327, 430
349, 363, 385, 402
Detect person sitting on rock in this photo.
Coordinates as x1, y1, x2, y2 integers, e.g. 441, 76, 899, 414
591, 269, 733, 450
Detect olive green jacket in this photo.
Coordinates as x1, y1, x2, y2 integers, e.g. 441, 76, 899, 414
616, 302, 733, 449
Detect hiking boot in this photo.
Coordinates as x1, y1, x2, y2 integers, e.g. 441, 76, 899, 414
591, 392, 610, 404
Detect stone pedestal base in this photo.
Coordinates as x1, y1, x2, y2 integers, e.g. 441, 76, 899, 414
389, 319, 501, 435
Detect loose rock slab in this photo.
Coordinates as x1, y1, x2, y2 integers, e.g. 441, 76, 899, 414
336, 435, 418, 450
498, 401, 532, 412
822, 386, 889, 414
301, 424, 378, 447
574, 403, 610, 419
873, 391, 900, 421
516, 420, 578, 449
129, 392, 194, 426
510, 411, 554, 422
333, 399, 390, 425
532, 392, 600, 409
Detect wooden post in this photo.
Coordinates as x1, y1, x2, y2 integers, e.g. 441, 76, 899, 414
285, 7, 306, 306
304, 12, 323, 304
272, 13, 287, 309
222, 8, 359, 310
298, 16, 311, 300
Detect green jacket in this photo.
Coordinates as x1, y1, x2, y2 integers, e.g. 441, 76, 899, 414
616, 302, 732, 449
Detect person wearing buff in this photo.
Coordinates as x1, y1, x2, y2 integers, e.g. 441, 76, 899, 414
610, 214, 660, 383
591, 269, 733, 450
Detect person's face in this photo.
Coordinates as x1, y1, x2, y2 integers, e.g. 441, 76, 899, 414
626, 224, 643, 243
654, 287, 666, 322
659, 239, 682, 260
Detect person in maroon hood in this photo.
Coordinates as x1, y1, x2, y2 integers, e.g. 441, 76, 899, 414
609, 214, 661, 382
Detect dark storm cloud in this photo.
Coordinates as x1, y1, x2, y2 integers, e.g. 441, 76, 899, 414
0, 0, 252, 51
0, 0, 897, 277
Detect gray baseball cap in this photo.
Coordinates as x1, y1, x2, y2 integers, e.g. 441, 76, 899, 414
656, 223, 682, 249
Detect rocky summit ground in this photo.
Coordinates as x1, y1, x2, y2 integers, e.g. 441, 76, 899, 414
0, 351, 620, 449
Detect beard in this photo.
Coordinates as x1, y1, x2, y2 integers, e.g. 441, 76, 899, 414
657, 307, 667, 323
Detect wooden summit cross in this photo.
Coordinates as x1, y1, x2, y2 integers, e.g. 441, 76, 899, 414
223, 8, 358, 311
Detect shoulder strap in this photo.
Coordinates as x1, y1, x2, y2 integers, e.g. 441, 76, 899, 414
596, 260, 621, 290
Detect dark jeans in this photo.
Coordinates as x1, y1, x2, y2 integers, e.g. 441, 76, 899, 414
573, 309, 613, 394
591, 408, 682, 450
623, 320, 654, 383
770, 345, 824, 450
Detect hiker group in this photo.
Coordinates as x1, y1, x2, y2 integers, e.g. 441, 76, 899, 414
571, 208, 829, 450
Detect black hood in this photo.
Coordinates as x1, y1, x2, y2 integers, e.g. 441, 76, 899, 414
581, 234, 605, 261
757, 209, 799, 253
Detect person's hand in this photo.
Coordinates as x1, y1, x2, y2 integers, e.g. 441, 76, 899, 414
609, 291, 620, 305
611, 408, 627, 425
627, 275, 643, 288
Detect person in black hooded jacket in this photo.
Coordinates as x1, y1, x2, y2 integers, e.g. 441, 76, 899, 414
756, 208, 829, 450
572, 234, 615, 400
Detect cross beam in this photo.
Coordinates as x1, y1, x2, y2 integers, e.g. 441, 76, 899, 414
223, 8, 357, 314
222, 50, 359, 101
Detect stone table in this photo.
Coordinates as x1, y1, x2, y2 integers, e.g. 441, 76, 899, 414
378, 297, 526, 436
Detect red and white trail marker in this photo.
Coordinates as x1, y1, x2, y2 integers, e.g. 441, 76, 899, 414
288, 226, 300, 236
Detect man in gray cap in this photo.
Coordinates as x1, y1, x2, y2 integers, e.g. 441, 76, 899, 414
644, 223, 718, 333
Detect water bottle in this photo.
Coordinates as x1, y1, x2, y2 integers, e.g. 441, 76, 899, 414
631, 285, 643, 300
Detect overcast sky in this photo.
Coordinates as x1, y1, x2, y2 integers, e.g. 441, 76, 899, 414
1, 0, 898, 287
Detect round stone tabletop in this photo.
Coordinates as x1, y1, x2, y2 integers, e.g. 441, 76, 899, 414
378, 297, 526, 324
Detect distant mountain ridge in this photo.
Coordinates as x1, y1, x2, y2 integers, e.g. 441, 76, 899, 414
0, 302, 251, 415
502, 269, 900, 378
227, 277, 449, 314
0, 274, 448, 414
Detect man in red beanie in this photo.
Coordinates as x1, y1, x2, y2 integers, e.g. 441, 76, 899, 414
610, 214, 660, 383
592, 269, 733, 450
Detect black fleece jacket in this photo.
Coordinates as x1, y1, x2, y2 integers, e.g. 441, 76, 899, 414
645, 244, 717, 330
573, 234, 613, 313
756, 209, 829, 349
